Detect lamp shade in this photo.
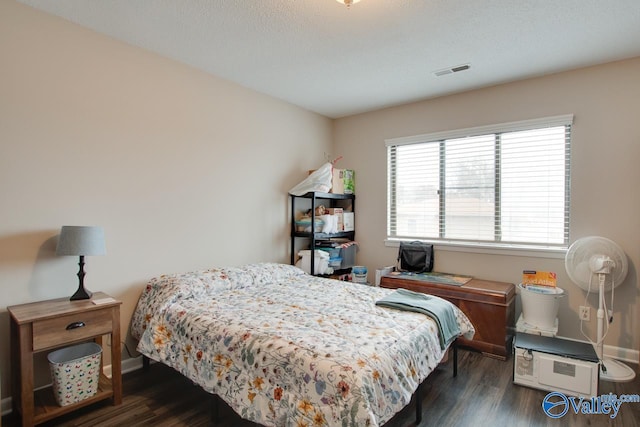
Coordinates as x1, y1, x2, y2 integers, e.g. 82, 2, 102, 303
56, 226, 106, 256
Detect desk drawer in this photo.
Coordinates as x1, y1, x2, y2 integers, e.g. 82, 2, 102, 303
33, 308, 113, 351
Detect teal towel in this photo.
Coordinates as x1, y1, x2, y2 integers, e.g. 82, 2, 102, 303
376, 288, 461, 349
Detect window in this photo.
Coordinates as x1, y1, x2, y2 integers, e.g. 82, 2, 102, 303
386, 115, 572, 249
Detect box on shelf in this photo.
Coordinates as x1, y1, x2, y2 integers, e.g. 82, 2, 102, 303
343, 212, 354, 231
325, 208, 343, 231
331, 169, 355, 194
48, 342, 102, 407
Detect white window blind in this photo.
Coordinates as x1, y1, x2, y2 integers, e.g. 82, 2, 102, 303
386, 115, 572, 249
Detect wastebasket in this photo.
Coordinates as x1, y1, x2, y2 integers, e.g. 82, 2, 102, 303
48, 342, 102, 406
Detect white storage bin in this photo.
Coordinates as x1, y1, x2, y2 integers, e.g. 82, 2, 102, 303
48, 342, 102, 406
296, 250, 330, 275
518, 283, 564, 330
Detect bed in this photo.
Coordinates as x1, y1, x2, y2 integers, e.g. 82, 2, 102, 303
130, 263, 474, 426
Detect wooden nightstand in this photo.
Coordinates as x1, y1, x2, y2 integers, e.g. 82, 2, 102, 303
7, 292, 122, 427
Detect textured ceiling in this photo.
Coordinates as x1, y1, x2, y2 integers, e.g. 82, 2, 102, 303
18, 0, 640, 118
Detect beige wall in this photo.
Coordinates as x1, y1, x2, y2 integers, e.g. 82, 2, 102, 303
334, 57, 640, 361
0, 1, 332, 400
1, 0, 639, 409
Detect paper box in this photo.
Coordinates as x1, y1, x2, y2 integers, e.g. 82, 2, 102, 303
343, 212, 354, 231
326, 208, 343, 231
331, 169, 345, 194
522, 270, 557, 287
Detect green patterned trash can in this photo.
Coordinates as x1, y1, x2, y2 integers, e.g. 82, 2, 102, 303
48, 342, 102, 406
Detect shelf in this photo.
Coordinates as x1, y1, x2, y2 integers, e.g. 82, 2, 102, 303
290, 192, 356, 275
33, 374, 113, 424
290, 192, 355, 200
293, 231, 354, 239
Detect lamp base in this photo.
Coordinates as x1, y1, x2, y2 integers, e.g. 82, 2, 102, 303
70, 285, 92, 300
70, 255, 92, 300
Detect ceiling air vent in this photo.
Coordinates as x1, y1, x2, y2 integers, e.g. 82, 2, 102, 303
434, 63, 471, 77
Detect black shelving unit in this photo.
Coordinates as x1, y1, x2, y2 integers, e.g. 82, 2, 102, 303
290, 191, 355, 275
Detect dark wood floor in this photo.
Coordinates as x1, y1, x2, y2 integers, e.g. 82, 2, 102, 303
4, 349, 639, 427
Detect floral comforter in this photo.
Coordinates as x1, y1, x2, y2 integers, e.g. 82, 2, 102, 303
131, 263, 474, 427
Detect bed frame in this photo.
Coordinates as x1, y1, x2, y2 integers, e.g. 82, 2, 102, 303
142, 340, 459, 426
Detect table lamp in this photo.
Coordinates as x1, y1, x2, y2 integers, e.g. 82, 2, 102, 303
56, 226, 106, 300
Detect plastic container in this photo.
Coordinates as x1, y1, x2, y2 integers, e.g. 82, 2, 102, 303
339, 245, 356, 269
328, 257, 342, 268
518, 283, 564, 330
318, 247, 341, 259
295, 218, 324, 233
352, 265, 368, 284
48, 342, 102, 406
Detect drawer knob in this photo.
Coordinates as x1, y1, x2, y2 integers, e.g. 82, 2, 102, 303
66, 321, 86, 330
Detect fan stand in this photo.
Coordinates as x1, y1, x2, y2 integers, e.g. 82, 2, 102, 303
595, 272, 636, 382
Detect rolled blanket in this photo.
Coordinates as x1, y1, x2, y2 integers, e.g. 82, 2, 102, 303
376, 288, 461, 349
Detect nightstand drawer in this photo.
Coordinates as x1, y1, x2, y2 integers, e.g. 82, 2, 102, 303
33, 308, 113, 351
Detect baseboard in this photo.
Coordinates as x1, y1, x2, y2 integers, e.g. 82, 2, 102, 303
555, 334, 639, 364
1, 356, 145, 417
604, 344, 639, 365
103, 355, 145, 377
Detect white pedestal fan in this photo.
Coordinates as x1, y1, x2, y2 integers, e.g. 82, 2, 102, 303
565, 236, 635, 382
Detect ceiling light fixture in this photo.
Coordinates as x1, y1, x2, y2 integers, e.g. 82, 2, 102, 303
336, 0, 361, 8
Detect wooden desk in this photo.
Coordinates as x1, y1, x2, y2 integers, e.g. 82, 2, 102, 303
380, 274, 515, 359
8, 292, 122, 426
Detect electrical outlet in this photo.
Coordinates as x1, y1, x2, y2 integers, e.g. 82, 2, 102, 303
579, 306, 590, 321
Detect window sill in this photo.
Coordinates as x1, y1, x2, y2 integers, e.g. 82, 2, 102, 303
384, 239, 567, 259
